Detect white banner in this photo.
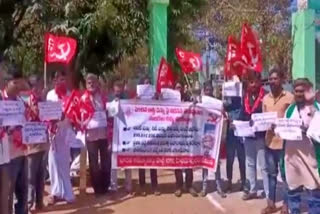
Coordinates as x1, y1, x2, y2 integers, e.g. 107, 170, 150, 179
112, 100, 223, 170
0, 101, 25, 126
23, 122, 48, 144
275, 118, 303, 141
38, 101, 63, 121
87, 111, 107, 129
252, 112, 278, 132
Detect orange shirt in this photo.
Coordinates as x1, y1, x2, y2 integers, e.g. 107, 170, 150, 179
262, 91, 294, 150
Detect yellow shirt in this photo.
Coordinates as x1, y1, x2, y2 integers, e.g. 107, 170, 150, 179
263, 91, 294, 150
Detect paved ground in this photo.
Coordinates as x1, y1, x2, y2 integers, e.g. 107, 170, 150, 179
38, 160, 289, 214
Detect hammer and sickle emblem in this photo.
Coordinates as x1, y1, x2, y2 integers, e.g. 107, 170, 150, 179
50, 42, 71, 60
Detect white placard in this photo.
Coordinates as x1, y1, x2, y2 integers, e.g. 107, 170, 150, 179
87, 111, 107, 129
137, 85, 155, 100
161, 88, 181, 102
107, 100, 119, 117
275, 118, 303, 141
0, 135, 10, 165
38, 101, 62, 121
233, 120, 255, 137
307, 112, 320, 142
223, 82, 243, 97
201, 95, 223, 111
252, 112, 278, 132
0, 101, 25, 126
23, 122, 48, 144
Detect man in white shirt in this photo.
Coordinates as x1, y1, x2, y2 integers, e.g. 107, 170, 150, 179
46, 71, 75, 204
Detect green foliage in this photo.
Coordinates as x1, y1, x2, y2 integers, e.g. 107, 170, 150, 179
201, 0, 292, 77
0, 0, 206, 79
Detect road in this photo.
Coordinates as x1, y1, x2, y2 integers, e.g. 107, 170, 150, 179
39, 160, 288, 214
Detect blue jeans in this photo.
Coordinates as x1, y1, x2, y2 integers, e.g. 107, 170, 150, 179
243, 137, 269, 196
226, 129, 246, 184
265, 147, 287, 204
8, 156, 28, 214
202, 163, 222, 192
288, 187, 320, 214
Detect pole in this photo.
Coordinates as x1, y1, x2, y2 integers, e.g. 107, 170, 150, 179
184, 73, 191, 91
44, 62, 47, 89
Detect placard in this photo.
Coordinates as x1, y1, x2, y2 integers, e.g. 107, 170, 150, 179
201, 95, 223, 111
137, 84, 156, 100
38, 101, 63, 121
22, 122, 48, 144
87, 111, 107, 129
0, 100, 25, 126
161, 88, 181, 102
275, 118, 303, 141
112, 100, 223, 170
252, 112, 278, 132
307, 111, 320, 142
0, 134, 10, 165
223, 82, 243, 97
233, 120, 255, 137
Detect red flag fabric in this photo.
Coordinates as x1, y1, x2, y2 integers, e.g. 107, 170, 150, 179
224, 36, 246, 78
64, 90, 94, 131
240, 23, 263, 72
45, 33, 77, 64
156, 57, 175, 93
175, 47, 202, 74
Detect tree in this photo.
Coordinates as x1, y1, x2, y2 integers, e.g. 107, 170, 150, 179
0, 0, 207, 79
200, 0, 292, 78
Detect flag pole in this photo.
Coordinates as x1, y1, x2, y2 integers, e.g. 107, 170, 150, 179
184, 73, 191, 91
44, 61, 47, 89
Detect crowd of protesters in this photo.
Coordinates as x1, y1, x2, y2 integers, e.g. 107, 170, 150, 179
0, 64, 320, 214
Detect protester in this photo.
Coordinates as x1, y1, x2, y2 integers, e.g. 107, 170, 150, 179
82, 74, 110, 196
173, 82, 197, 197
201, 81, 226, 198
261, 68, 293, 214
0, 68, 11, 214
281, 78, 320, 214
26, 75, 50, 211
47, 71, 75, 204
224, 94, 246, 193
1, 67, 28, 214
136, 77, 160, 196
240, 71, 269, 201
109, 80, 132, 194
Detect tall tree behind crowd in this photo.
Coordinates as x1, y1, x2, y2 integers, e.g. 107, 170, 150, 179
0, 0, 206, 78
201, 0, 292, 77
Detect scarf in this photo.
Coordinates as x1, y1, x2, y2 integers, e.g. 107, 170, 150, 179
244, 87, 264, 115
55, 83, 67, 100
26, 91, 40, 121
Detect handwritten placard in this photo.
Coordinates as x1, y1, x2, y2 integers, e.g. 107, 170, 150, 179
87, 111, 107, 129
307, 112, 320, 142
0, 101, 25, 126
0, 135, 10, 165
161, 88, 181, 102
252, 112, 278, 132
275, 118, 303, 141
38, 101, 62, 121
137, 84, 155, 100
233, 120, 255, 137
201, 95, 223, 111
223, 82, 243, 97
23, 122, 48, 144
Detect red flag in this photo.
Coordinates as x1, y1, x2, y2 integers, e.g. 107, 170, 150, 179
64, 90, 94, 131
224, 36, 247, 78
156, 57, 175, 93
45, 33, 77, 64
240, 23, 263, 72
175, 47, 202, 74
